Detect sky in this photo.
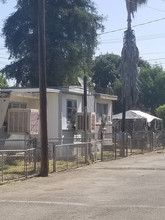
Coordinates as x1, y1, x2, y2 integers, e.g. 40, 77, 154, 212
0, 0, 165, 73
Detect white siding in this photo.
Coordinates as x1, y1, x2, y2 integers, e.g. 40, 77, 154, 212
10, 96, 39, 109
47, 93, 59, 138
87, 95, 95, 113
0, 97, 10, 128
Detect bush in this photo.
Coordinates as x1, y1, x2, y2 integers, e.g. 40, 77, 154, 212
156, 105, 165, 128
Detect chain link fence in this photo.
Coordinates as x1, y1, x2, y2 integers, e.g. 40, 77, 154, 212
0, 148, 38, 184
36, 140, 99, 173
100, 132, 131, 161
0, 130, 164, 184
100, 131, 165, 161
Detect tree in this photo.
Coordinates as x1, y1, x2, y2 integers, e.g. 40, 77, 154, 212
0, 74, 8, 87
139, 64, 165, 114
121, 0, 147, 111
92, 53, 121, 92
156, 105, 165, 128
1, 0, 103, 87
125, 0, 148, 30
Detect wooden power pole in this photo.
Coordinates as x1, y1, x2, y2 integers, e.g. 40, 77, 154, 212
83, 76, 88, 163
38, 0, 48, 176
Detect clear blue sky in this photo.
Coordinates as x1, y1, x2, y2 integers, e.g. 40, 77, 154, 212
95, 0, 165, 69
0, 0, 165, 71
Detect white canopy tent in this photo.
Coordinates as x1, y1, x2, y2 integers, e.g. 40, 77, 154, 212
113, 110, 162, 132
113, 110, 161, 123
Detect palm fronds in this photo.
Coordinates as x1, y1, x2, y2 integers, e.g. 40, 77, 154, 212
125, 0, 148, 17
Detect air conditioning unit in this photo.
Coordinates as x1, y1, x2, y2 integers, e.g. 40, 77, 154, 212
76, 112, 96, 133
8, 108, 39, 135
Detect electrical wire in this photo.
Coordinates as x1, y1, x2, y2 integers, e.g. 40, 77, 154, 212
100, 33, 165, 44
146, 58, 165, 61
99, 17, 165, 35
141, 52, 165, 55
0, 56, 9, 60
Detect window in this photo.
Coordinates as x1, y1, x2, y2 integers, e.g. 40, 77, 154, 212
96, 103, 108, 122
67, 100, 77, 123
9, 102, 27, 109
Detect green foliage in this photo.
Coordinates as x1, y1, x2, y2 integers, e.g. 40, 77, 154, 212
0, 74, 8, 87
92, 53, 121, 91
139, 64, 165, 114
92, 53, 165, 115
113, 78, 122, 113
91, 53, 122, 113
1, 0, 104, 87
156, 105, 165, 128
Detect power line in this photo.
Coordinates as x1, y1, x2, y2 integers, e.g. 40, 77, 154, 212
141, 52, 165, 55
99, 17, 165, 35
100, 33, 165, 44
146, 58, 165, 61
0, 56, 9, 60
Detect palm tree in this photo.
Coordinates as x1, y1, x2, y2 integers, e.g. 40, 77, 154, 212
121, 0, 148, 111
120, 0, 147, 133
126, 0, 147, 30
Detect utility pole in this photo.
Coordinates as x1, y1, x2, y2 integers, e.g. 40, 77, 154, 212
121, 97, 126, 133
83, 75, 88, 163
38, 0, 48, 176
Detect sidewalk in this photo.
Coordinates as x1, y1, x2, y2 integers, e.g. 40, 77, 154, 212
1, 150, 165, 220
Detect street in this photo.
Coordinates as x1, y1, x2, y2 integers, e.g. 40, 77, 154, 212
1, 150, 165, 220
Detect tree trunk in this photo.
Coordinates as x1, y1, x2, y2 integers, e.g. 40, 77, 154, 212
126, 2, 132, 30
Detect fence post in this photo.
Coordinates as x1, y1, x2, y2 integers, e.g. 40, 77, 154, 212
130, 133, 132, 154
85, 134, 88, 164
53, 143, 56, 172
114, 133, 117, 160
163, 130, 165, 149
24, 150, 28, 178
121, 132, 125, 157
66, 145, 69, 169
95, 140, 97, 162
34, 148, 37, 172
76, 145, 79, 167
126, 133, 128, 157
101, 134, 103, 161
2, 152, 4, 183
33, 138, 37, 172
150, 132, 153, 152
141, 139, 144, 154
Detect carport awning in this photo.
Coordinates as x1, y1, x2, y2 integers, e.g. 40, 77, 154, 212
113, 110, 162, 123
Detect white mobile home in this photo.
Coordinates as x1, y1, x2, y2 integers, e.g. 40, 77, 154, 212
0, 87, 117, 149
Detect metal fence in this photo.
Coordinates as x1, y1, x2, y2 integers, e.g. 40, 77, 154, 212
100, 132, 131, 161
47, 141, 98, 173
0, 130, 164, 184
0, 148, 38, 184
100, 131, 165, 161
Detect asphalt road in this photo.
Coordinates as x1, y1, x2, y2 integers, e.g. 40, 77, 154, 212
1, 150, 165, 220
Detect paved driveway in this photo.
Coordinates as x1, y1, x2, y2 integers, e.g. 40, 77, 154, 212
1, 150, 165, 220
